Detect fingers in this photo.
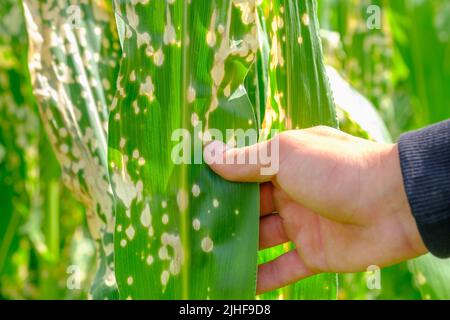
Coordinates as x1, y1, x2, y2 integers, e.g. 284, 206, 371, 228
259, 214, 288, 249
260, 182, 275, 216
257, 250, 316, 294
204, 129, 372, 226
204, 139, 278, 183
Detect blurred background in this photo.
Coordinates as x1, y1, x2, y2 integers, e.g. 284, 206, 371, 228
1, 0, 449, 299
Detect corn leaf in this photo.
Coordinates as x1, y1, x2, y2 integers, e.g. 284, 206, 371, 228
319, 0, 393, 114
327, 66, 392, 143
388, 0, 450, 129
409, 254, 450, 300
22, 0, 121, 299
387, 0, 450, 300
1, 1, 82, 299
257, 0, 338, 299
109, 0, 260, 299
260, 0, 337, 133
0, 0, 39, 283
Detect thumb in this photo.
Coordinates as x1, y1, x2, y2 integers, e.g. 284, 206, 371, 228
203, 138, 280, 183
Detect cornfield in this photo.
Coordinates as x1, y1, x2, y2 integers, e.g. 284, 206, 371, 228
0, 0, 449, 300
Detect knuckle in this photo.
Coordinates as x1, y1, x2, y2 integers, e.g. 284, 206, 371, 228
309, 125, 333, 134
277, 131, 297, 147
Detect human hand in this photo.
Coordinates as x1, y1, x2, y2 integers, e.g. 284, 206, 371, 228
204, 126, 427, 294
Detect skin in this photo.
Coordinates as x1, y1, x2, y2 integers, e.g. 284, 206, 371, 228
204, 126, 428, 294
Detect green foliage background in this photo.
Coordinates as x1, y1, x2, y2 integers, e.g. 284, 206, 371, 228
1, 0, 449, 300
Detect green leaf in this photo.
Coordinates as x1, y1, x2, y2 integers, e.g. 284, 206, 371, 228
387, 0, 450, 300
109, 0, 260, 299
22, 0, 121, 299
259, 0, 337, 134
388, 0, 450, 129
327, 66, 392, 143
409, 255, 450, 300
256, 0, 338, 299
258, 246, 337, 300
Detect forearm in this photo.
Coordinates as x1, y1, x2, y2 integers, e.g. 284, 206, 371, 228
398, 120, 450, 258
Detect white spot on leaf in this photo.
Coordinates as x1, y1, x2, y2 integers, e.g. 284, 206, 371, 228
201, 236, 214, 253
177, 189, 188, 212
187, 86, 196, 103
139, 76, 155, 101
193, 218, 201, 231
192, 184, 200, 197
140, 204, 152, 228
161, 270, 170, 286
154, 48, 165, 66
126, 225, 135, 240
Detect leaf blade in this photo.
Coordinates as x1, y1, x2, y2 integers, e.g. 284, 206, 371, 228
109, 0, 260, 299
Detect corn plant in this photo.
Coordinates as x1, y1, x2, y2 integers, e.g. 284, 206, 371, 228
22, 0, 121, 299
108, 0, 338, 300
0, 0, 40, 287
0, 0, 95, 299
256, 0, 338, 300
12, 0, 343, 300
109, 0, 261, 300
319, 0, 450, 300
387, 0, 450, 300
319, 0, 393, 109
387, 0, 450, 131
2, 0, 448, 300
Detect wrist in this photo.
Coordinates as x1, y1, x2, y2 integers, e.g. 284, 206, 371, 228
383, 143, 428, 257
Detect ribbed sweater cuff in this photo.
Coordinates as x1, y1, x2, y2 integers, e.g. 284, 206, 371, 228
398, 120, 450, 258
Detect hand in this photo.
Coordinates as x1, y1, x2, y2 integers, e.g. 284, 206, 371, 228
204, 126, 427, 294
